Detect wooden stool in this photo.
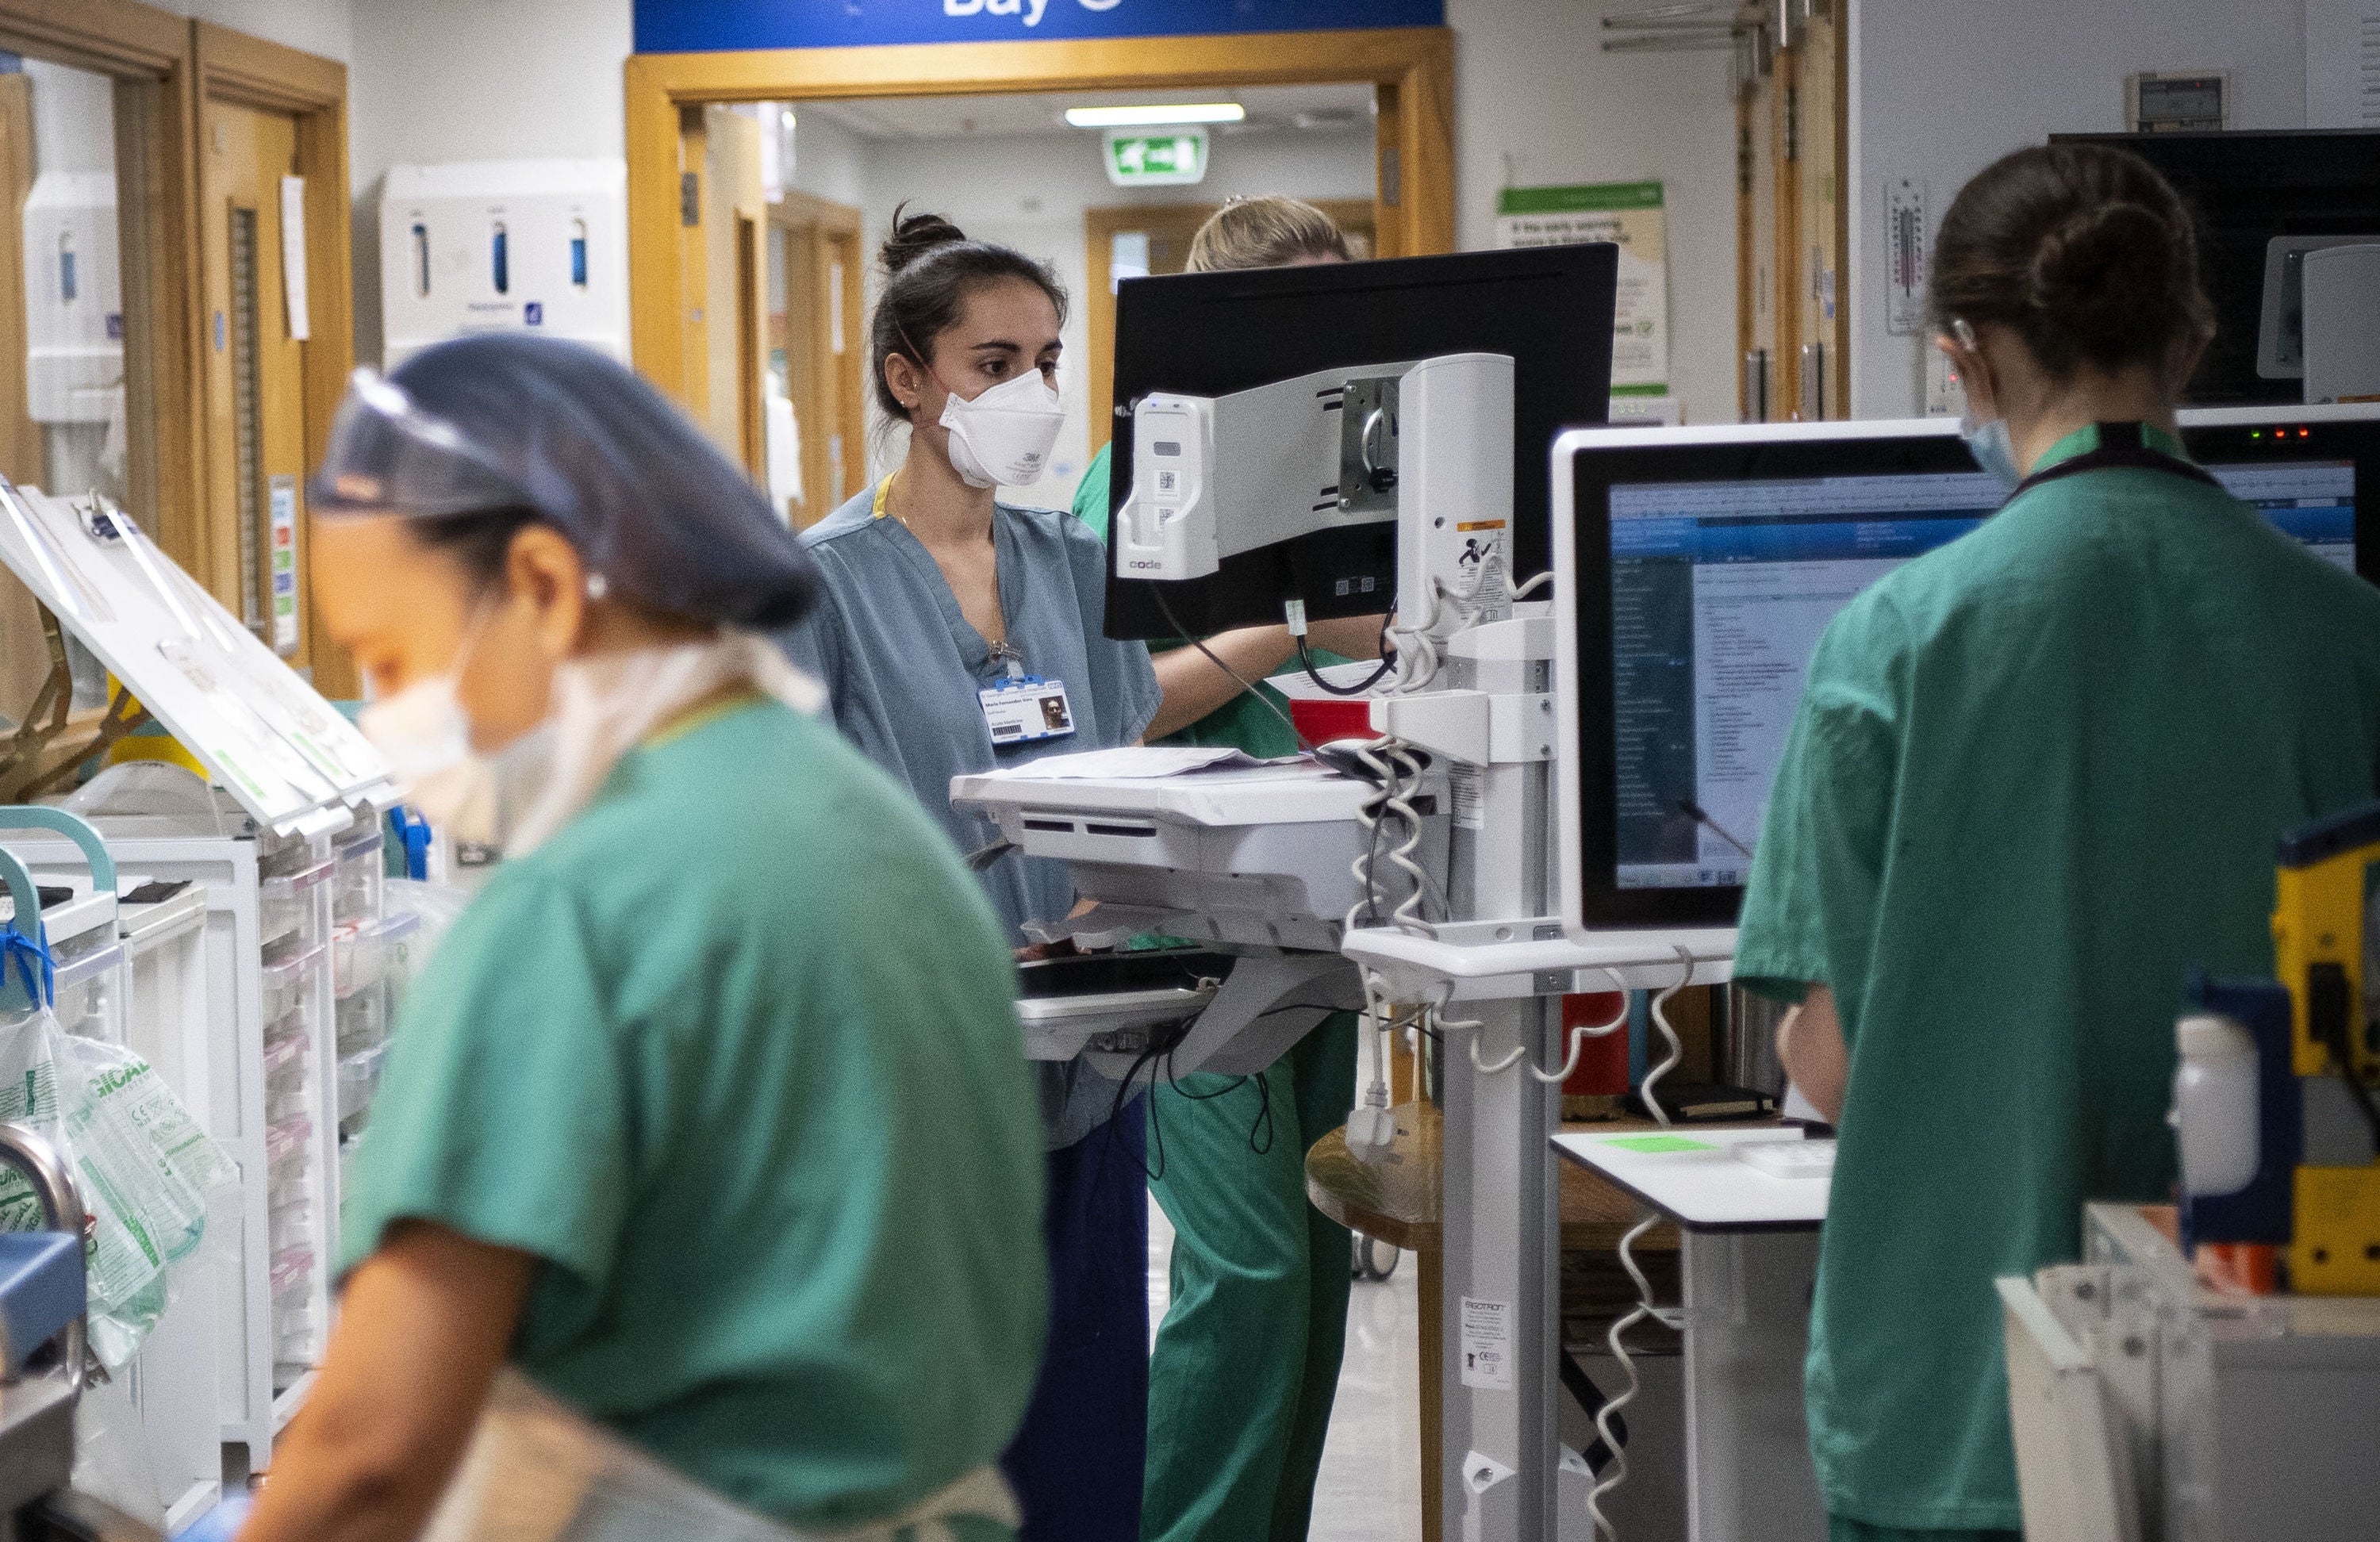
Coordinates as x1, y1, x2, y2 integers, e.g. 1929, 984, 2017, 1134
1307, 1107, 1678, 1542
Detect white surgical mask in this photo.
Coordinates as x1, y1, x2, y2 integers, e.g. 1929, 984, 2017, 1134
359, 673, 482, 830
357, 599, 528, 839
939, 370, 1065, 489
1962, 412, 2023, 493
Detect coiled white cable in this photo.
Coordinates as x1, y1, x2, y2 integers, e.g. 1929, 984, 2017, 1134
1526, 972, 1630, 1084
1438, 972, 1630, 1080
1586, 1211, 1664, 1542
1584, 946, 1695, 1541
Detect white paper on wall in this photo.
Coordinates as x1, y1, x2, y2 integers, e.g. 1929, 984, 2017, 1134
2308, 0, 2380, 128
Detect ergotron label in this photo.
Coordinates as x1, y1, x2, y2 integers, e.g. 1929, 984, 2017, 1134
1461, 1296, 1513, 1390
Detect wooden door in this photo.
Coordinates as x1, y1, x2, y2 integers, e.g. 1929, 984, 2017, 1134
1739, 67, 1778, 423
1082, 198, 1376, 458
1772, 41, 1803, 421
1791, 7, 1848, 420
768, 190, 863, 528
1756, 12, 1848, 424
198, 98, 312, 671
0, 72, 37, 483
700, 105, 766, 478
0, 70, 44, 723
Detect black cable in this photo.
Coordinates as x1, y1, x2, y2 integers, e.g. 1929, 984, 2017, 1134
1248, 1070, 1276, 1155
1148, 586, 1315, 752
1296, 636, 1396, 697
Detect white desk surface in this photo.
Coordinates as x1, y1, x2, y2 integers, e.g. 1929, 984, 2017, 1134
1554, 1124, 1829, 1232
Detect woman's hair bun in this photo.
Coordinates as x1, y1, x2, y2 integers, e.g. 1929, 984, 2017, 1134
2025, 201, 2180, 347
881, 204, 968, 275
1927, 143, 2213, 380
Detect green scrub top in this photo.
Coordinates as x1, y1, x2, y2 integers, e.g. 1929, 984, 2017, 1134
1734, 424, 2380, 1532
1073, 443, 1346, 758
340, 698, 1049, 1534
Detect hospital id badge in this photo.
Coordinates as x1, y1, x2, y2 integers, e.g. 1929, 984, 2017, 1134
980, 676, 1077, 746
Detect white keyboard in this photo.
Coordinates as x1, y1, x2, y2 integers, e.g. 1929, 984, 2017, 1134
1735, 1138, 1837, 1180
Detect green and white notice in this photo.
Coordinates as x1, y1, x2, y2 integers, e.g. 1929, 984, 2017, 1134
1493, 181, 1668, 396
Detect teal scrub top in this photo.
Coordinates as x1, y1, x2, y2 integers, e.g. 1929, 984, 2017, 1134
1073, 443, 1345, 759
1734, 424, 2380, 1531
340, 699, 1049, 1533
779, 483, 1161, 1148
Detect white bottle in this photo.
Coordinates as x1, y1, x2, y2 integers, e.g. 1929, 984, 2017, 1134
2173, 1013, 2260, 1198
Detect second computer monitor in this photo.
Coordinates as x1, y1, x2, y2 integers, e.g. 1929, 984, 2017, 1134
1555, 406, 2377, 933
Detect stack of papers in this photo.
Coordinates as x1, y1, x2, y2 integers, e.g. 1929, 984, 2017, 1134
976, 746, 1299, 781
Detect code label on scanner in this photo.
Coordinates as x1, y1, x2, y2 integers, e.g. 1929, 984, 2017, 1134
1461, 1297, 1513, 1390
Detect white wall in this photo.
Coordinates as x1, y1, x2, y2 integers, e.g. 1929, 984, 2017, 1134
856, 127, 1376, 505
788, 111, 871, 209
1848, 0, 2313, 418
163, 0, 351, 63
347, 0, 634, 362
1446, 0, 1737, 424
331, 2, 1740, 419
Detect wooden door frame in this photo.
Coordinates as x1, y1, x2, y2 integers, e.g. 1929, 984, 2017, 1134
0, 72, 39, 481
768, 188, 863, 525
1081, 195, 1374, 453
190, 20, 355, 693
624, 28, 1456, 406
0, 0, 199, 566
733, 209, 763, 475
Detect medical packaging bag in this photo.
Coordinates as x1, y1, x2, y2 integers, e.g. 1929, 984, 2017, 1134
0, 1005, 236, 1367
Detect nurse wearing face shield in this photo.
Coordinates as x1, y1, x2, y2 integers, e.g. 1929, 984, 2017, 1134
778, 210, 1161, 1542
234, 335, 1049, 1542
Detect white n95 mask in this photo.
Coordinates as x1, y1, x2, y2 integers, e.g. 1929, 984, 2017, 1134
940, 370, 1065, 489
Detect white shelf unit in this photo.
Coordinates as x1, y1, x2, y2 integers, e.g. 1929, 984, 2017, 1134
6, 819, 225, 1527
119, 884, 223, 1531
18, 801, 382, 1471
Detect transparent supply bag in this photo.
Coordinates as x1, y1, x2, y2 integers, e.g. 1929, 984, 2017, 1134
422, 1371, 1019, 1542
0, 1005, 236, 1369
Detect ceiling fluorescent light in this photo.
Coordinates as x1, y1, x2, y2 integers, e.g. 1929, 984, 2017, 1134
1065, 103, 1246, 128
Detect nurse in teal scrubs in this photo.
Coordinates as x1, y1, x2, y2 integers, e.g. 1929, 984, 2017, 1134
781, 210, 1160, 1542
1733, 144, 2380, 1542
237, 336, 1046, 1542
1074, 197, 1388, 1542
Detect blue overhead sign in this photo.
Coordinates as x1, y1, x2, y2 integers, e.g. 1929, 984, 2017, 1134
633, 0, 1445, 53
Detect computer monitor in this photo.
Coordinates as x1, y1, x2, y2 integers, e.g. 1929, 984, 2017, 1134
1104, 245, 1618, 640
1553, 404, 2380, 933
2049, 131, 2380, 405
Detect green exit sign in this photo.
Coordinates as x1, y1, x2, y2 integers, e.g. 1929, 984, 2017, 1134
1104, 128, 1209, 186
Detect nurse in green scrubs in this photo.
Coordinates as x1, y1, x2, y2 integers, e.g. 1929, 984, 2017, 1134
236, 336, 1046, 1542
1075, 198, 1387, 1542
1734, 144, 2380, 1542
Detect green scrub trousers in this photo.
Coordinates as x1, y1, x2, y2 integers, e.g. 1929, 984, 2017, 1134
1144, 1013, 1358, 1542
1075, 446, 1365, 1541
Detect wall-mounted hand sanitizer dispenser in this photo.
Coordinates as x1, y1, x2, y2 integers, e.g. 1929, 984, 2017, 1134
21, 171, 122, 425
378, 159, 628, 370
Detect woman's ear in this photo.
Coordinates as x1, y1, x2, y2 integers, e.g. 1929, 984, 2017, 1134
506, 524, 589, 660
1937, 332, 1989, 422
884, 351, 925, 420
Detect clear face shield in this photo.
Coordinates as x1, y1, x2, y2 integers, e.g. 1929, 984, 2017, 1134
310, 368, 535, 519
